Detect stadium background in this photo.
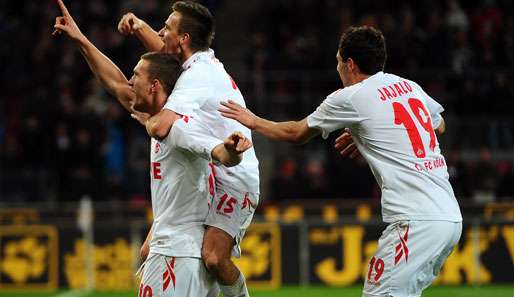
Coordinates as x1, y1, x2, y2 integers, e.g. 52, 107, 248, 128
1, 0, 514, 296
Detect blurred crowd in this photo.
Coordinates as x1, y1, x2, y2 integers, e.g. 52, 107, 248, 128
244, 0, 514, 119
0, 0, 513, 205
243, 0, 514, 203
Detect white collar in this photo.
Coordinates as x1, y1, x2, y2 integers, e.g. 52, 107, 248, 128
182, 48, 215, 69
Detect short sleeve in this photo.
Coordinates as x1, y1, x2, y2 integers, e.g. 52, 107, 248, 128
307, 88, 367, 139
163, 68, 212, 115
168, 117, 223, 161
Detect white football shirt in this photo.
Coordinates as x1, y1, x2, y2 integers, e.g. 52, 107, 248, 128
149, 116, 223, 258
307, 72, 462, 223
163, 49, 260, 194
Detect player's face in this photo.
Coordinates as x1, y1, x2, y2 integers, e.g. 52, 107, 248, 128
336, 50, 350, 87
159, 12, 183, 56
129, 60, 153, 112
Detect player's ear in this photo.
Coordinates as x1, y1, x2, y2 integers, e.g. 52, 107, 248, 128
181, 33, 190, 46
151, 79, 160, 94
346, 57, 355, 71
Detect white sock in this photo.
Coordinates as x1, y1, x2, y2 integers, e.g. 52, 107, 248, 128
219, 272, 249, 297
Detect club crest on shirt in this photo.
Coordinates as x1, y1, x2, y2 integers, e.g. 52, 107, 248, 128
154, 142, 161, 154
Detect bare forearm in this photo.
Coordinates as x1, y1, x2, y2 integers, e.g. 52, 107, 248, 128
145, 224, 153, 243
135, 23, 164, 52
145, 116, 165, 140
254, 117, 315, 144
75, 36, 133, 111
212, 145, 243, 167
144, 111, 176, 140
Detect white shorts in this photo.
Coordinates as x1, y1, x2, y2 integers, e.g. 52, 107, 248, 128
205, 185, 259, 257
363, 220, 462, 297
138, 254, 217, 297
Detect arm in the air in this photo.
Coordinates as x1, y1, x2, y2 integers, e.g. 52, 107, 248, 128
118, 13, 164, 52
76, 38, 134, 111
53, 0, 133, 112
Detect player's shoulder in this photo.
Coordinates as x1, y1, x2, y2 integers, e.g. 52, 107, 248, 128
167, 116, 194, 144
327, 79, 366, 103
179, 53, 218, 84
180, 62, 212, 82
384, 72, 422, 91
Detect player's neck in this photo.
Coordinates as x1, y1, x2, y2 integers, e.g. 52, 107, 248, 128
152, 92, 168, 115
180, 48, 195, 64
350, 73, 371, 85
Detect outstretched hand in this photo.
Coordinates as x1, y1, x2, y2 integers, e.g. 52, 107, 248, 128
219, 100, 258, 130
52, 0, 84, 41
118, 13, 145, 35
224, 132, 252, 154
334, 128, 362, 159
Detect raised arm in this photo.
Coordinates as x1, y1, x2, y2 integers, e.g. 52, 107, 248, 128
219, 100, 319, 144
53, 0, 133, 112
118, 13, 164, 52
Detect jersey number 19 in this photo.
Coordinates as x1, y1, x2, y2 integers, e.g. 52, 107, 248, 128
393, 98, 436, 158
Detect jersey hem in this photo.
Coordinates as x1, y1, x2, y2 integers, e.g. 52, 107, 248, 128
150, 248, 202, 258
382, 215, 463, 223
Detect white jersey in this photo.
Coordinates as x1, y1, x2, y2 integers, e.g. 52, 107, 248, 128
164, 49, 260, 194
149, 117, 223, 258
307, 72, 462, 223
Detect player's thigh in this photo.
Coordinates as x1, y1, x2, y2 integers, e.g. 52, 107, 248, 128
139, 254, 214, 297
205, 187, 259, 256
362, 221, 399, 297
408, 221, 461, 294
363, 221, 461, 297
202, 225, 234, 258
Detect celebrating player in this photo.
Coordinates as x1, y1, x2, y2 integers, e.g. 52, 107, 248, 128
118, 2, 259, 296
220, 26, 462, 297
52, 1, 253, 296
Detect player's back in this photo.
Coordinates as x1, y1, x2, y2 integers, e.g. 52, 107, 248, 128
352, 72, 461, 222
165, 50, 260, 194
309, 71, 462, 223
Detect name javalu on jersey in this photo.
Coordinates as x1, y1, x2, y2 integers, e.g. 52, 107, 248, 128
149, 116, 223, 258
307, 72, 462, 223
164, 49, 260, 194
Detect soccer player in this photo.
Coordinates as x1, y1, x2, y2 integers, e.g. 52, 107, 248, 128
118, 2, 259, 296
53, 1, 252, 296
220, 26, 462, 297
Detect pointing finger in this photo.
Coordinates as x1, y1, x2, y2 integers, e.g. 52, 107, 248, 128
57, 0, 71, 17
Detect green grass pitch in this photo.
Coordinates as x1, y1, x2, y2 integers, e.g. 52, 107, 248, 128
2, 286, 514, 297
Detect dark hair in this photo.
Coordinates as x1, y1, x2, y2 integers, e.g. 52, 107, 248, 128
172, 1, 215, 51
338, 26, 387, 75
140, 52, 183, 95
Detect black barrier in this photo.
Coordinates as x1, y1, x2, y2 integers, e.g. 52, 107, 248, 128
0, 220, 513, 291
